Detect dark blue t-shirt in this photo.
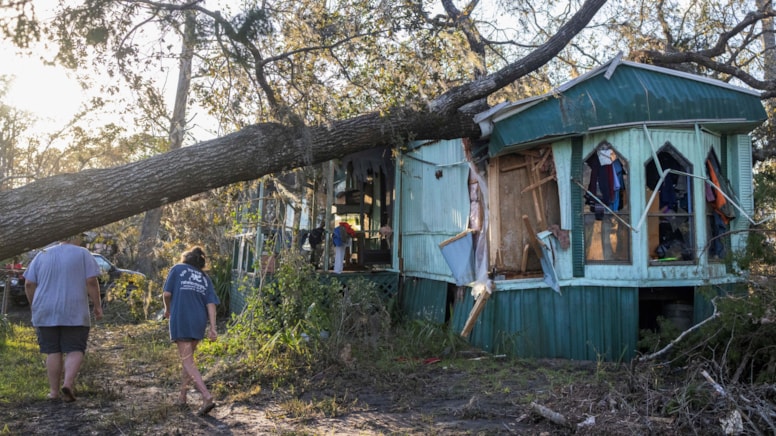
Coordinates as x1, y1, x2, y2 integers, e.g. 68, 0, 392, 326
163, 263, 220, 341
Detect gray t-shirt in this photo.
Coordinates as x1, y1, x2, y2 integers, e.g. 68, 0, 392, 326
24, 243, 101, 327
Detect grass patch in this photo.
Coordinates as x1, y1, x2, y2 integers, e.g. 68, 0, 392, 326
0, 323, 47, 403
279, 391, 360, 420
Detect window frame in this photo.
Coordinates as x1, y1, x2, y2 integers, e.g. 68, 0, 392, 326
645, 143, 696, 266
580, 140, 632, 264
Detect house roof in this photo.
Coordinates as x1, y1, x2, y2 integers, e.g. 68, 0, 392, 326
476, 54, 767, 156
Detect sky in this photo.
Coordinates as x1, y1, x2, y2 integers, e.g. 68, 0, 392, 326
1, 0, 83, 129
3, 52, 83, 128
1, 0, 219, 142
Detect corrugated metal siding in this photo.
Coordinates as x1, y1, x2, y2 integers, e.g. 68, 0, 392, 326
729, 134, 754, 253
400, 277, 448, 323
451, 285, 639, 361
571, 137, 585, 277
400, 139, 471, 281
489, 64, 766, 154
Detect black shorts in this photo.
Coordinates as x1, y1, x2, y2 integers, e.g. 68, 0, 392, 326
36, 326, 90, 354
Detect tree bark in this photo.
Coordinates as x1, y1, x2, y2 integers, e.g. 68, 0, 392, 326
0, 0, 607, 260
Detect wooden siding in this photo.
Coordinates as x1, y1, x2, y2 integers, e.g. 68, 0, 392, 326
487, 145, 560, 278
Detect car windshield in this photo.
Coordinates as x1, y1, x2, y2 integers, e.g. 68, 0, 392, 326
92, 254, 113, 273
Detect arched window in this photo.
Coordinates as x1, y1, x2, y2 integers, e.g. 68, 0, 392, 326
582, 140, 630, 263
645, 143, 695, 263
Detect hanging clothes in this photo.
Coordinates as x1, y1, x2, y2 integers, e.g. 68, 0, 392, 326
612, 159, 625, 212
706, 155, 736, 224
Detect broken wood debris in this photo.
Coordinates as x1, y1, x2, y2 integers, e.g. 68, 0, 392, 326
530, 401, 570, 428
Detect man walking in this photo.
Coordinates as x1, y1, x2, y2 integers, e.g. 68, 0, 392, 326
24, 233, 102, 402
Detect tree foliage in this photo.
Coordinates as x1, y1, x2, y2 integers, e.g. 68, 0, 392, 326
0, 0, 608, 259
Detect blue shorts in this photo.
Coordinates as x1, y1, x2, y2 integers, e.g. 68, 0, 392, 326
36, 326, 90, 354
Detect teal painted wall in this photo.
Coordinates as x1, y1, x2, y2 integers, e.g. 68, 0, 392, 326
400, 277, 448, 324
449, 285, 640, 361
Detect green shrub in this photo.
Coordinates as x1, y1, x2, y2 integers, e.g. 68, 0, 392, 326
209, 255, 232, 317
221, 250, 341, 363
104, 275, 158, 321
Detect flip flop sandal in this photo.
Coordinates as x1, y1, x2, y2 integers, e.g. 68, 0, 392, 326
196, 400, 215, 416
61, 386, 76, 403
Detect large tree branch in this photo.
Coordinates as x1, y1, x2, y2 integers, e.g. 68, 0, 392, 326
633, 9, 776, 95
429, 0, 607, 114
0, 0, 607, 259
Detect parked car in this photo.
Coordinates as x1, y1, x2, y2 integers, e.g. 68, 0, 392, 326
91, 253, 146, 298
1, 253, 145, 306
1, 265, 27, 306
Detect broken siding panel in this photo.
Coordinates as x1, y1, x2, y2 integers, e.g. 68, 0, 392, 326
400, 140, 470, 280
451, 287, 495, 351
492, 154, 541, 272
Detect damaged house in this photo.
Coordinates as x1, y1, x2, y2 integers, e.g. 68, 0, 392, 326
397, 55, 765, 361
231, 55, 765, 362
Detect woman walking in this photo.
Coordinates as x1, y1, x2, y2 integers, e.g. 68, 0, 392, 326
163, 246, 219, 416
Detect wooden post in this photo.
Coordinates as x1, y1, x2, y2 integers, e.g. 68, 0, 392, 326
461, 289, 491, 338
522, 215, 545, 259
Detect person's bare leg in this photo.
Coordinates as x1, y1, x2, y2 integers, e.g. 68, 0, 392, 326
176, 341, 213, 406
45, 353, 63, 399
61, 351, 84, 401
178, 366, 192, 404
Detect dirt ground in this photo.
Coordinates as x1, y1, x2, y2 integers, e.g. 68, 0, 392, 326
0, 303, 719, 435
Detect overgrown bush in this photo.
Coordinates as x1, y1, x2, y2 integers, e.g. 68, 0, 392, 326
103, 275, 160, 322
698, 288, 776, 383
210, 250, 406, 388
329, 276, 391, 351
217, 250, 343, 378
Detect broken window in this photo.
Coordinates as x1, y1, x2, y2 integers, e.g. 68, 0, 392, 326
705, 149, 735, 261
582, 140, 630, 263
646, 143, 695, 263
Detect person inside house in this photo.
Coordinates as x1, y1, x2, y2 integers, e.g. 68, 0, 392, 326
332, 223, 347, 273
307, 223, 326, 268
